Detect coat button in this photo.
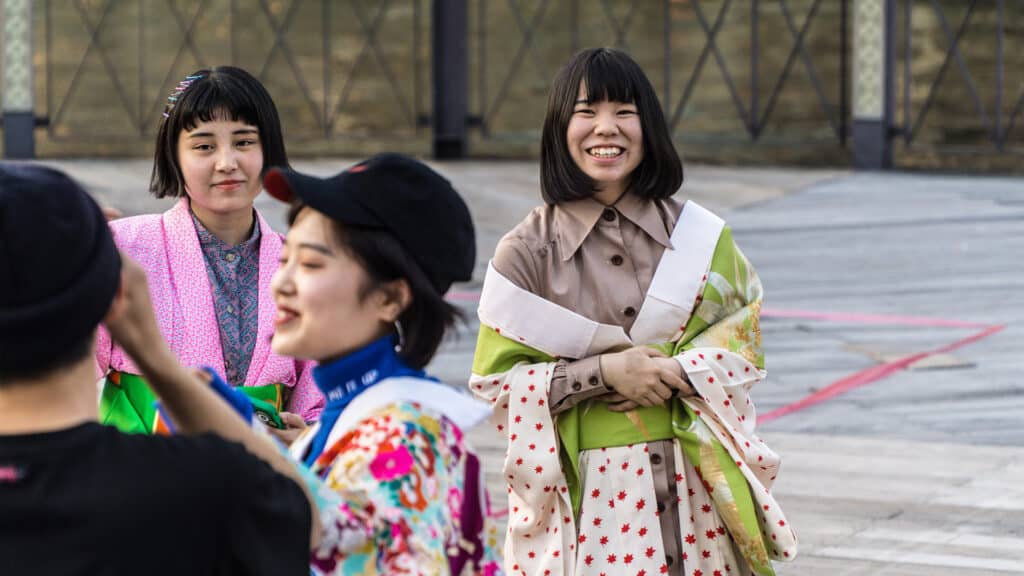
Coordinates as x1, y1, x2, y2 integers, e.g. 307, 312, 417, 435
623, 306, 636, 317
572, 381, 582, 391
666, 555, 674, 566
601, 208, 616, 222
657, 501, 666, 513
588, 375, 600, 386
610, 254, 624, 266
650, 453, 662, 465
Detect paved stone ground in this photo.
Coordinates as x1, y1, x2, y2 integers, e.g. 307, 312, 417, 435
32, 159, 1024, 575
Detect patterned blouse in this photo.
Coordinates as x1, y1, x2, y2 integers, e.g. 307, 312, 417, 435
193, 212, 261, 388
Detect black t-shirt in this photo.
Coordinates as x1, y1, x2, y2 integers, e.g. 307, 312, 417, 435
0, 422, 310, 576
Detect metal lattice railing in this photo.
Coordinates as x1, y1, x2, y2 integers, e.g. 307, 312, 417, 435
898, 0, 1024, 155
41, 0, 426, 144
470, 0, 850, 150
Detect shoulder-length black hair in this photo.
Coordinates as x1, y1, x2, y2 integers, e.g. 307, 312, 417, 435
150, 66, 289, 198
287, 202, 461, 370
540, 47, 683, 204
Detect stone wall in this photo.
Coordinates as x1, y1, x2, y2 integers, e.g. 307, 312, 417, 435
4, 0, 1022, 169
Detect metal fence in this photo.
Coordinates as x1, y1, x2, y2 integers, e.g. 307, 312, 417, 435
894, 0, 1024, 167
4, 0, 1022, 169
36, 0, 429, 156
468, 0, 851, 164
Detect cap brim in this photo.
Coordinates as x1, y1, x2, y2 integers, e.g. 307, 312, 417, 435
263, 167, 382, 229
264, 168, 327, 203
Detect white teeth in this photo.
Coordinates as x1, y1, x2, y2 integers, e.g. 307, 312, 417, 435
588, 146, 623, 158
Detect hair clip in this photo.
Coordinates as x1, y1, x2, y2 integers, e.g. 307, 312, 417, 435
162, 74, 204, 119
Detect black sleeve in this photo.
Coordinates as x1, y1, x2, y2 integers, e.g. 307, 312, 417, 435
213, 437, 312, 576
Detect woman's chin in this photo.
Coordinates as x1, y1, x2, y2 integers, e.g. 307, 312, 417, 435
270, 334, 300, 358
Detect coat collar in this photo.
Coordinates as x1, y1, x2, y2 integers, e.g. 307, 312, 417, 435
554, 193, 674, 261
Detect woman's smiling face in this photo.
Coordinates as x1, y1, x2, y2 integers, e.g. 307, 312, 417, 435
269, 209, 390, 363
566, 82, 644, 203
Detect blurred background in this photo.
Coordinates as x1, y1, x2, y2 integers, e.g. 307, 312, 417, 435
2, 2, 1022, 574
2, 0, 1022, 170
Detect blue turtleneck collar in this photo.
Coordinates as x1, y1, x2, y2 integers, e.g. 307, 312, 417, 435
304, 335, 431, 466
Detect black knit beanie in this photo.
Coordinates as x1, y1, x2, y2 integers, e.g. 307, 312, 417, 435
0, 163, 122, 373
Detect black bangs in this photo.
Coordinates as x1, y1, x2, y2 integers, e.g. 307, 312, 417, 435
540, 47, 684, 204
580, 50, 641, 105
176, 75, 262, 132
149, 66, 289, 198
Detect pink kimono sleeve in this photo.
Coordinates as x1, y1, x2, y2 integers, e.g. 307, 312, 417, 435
94, 323, 114, 380
286, 359, 324, 422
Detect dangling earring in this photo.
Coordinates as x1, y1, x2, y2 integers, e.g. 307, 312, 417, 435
394, 320, 405, 352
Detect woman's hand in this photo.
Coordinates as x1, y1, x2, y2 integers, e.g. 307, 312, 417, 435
602, 351, 696, 412
599, 347, 675, 407
267, 412, 307, 446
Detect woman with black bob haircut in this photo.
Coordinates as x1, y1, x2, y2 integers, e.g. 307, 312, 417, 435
471, 48, 795, 575
540, 46, 683, 204
261, 153, 503, 575
96, 66, 323, 444
150, 65, 289, 198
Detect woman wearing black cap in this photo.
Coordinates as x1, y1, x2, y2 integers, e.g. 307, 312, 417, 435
259, 154, 503, 575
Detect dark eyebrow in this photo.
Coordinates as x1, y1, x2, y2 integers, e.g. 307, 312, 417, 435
185, 127, 259, 139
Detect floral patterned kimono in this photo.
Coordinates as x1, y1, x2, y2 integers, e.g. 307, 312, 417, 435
288, 336, 504, 575
469, 200, 797, 575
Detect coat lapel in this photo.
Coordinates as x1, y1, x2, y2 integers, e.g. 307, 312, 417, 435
162, 199, 226, 375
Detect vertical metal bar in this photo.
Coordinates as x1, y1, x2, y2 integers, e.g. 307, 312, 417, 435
479, 0, 487, 136
139, 0, 145, 135
664, 0, 670, 115
46, 0, 53, 136
751, 0, 759, 139
432, 0, 469, 157
323, 0, 331, 138
414, 0, 422, 134
840, 0, 849, 145
904, 0, 911, 144
571, 0, 579, 54
995, 0, 1004, 149
231, 0, 238, 65
884, 0, 896, 161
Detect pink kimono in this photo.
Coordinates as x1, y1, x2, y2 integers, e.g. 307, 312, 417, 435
95, 198, 323, 421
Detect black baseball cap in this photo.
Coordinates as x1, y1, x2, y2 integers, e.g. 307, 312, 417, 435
264, 153, 475, 293
0, 163, 122, 371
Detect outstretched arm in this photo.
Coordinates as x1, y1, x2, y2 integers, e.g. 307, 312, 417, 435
103, 253, 321, 550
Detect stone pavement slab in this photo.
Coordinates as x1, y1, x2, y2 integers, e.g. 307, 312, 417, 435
23, 158, 1024, 575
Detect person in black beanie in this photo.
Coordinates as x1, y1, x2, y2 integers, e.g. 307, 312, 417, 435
0, 163, 319, 576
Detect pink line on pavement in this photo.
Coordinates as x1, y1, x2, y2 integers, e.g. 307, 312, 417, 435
761, 308, 988, 329
448, 289, 1007, 440
758, 324, 1006, 424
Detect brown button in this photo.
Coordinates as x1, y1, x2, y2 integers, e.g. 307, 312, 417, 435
657, 501, 666, 513
588, 375, 600, 386
623, 306, 636, 317
610, 254, 624, 266
601, 208, 616, 222
650, 453, 662, 466
571, 381, 582, 391
665, 555, 674, 566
